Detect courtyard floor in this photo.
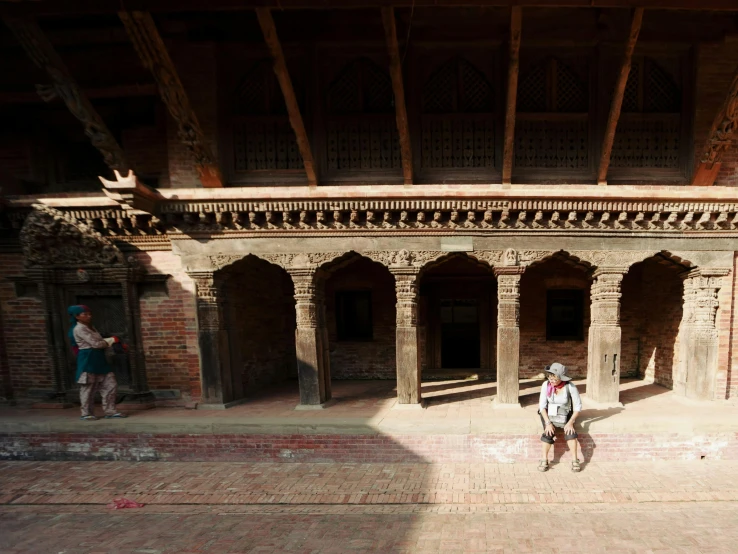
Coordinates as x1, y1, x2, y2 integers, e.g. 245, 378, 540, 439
1, 378, 737, 436
1, 459, 738, 552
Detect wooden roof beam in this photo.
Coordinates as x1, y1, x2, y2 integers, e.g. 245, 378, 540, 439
0, 83, 158, 104
381, 7, 413, 185
3, 1, 738, 16
597, 7, 643, 186
256, 8, 317, 186
502, 6, 521, 185
692, 66, 738, 186
119, 11, 223, 188
2, 16, 130, 174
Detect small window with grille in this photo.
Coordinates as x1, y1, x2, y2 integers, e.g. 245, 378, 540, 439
336, 290, 373, 341
231, 59, 303, 175
419, 57, 496, 171
324, 57, 401, 175
515, 56, 591, 171
546, 289, 584, 341
610, 56, 683, 171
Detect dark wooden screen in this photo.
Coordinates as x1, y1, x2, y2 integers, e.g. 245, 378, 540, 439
610, 55, 684, 175
324, 57, 401, 179
420, 58, 496, 171
515, 55, 592, 177
231, 59, 303, 176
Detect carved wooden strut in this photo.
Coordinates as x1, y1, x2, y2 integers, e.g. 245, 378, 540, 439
119, 11, 223, 188
3, 17, 129, 172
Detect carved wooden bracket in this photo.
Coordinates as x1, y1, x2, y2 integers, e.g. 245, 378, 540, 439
598, 8, 644, 186
3, 16, 129, 172
381, 7, 413, 185
99, 170, 163, 215
501, 7, 522, 185
692, 62, 738, 186
119, 11, 223, 188
255, 8, 317, 186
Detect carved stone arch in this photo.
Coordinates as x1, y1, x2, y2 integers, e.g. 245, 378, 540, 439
417, 251, 497, 276
20, 204, 127, 269
649, 251, 697, 274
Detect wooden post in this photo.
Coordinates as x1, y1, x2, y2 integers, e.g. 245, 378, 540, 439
381, 7, 413, 185
692, 66, 738, 186
256, 8, 318, 186
3, 17, 129, 173
494, 268, 523, 406
391, 268, 422, 405
597, 7, 644, 186
501, 7, 522, 185
119, 11, 223, 188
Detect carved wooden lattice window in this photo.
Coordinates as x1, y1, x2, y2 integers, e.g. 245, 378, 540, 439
515, 57, 590, 170
611, 57, 682, 170
232, 59, 302, 172
420, 58, 495, 169
325, 58, 400, 172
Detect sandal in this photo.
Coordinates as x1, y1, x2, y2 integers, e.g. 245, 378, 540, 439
104, 413, 128, 419
538, 460, 549, 472
80, 415, 98, 421
571, 459, 581, 473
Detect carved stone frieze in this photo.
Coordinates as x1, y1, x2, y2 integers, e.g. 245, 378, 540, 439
20, 204, 126, 268
681, 268, 730, 329
188, 270, 225, 332
391, 270, 419, 328
495, 271, 522, 327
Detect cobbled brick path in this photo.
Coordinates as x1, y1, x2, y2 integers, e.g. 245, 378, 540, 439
1, 460, 738, 552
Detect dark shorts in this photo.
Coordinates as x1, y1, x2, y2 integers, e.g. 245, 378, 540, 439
539, 411, 577, 444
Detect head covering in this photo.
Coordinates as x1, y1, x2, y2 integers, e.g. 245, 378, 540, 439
67, 305, 90, 348
544, 362, 571, 382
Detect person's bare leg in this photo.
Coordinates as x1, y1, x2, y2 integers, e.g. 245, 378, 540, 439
566, 439, 579, 461
541, 441, 552, 462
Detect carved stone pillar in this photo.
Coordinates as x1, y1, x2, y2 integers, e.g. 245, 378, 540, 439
189, 271, 234, 408
494, 268, 523, 405
587, 268, 626, 406
391, 268, 422, 405
676, 269, 729, 401
289, 268, 331, 407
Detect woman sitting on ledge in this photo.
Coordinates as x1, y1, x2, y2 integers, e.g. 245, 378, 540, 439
538, 362, 581, 473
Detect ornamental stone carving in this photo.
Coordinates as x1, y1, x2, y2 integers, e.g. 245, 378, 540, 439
589, 269, 625, 326
289, 269, 320, 329
495, 270, 523, 327
20, 204, 126, 268
681, 269, 730, 329
391, 270, 419, 328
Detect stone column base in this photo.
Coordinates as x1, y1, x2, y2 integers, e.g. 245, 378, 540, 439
197, 397, 250, 410
294, 398, 337, 410
392, 399, 426, 410
490, 398, 523, 410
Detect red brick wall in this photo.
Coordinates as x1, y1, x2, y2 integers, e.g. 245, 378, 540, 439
519, 259, 591, 379
694, 37, 738, 186
134, 251, 201, 400
166, 41, 219, 188
325, 257, 397, 380
0, 254, 53, 396
223, 258, 297, 393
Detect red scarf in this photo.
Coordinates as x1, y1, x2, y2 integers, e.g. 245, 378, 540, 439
547, 380, 566, 397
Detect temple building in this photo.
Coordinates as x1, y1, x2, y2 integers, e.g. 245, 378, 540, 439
0, 0, 737, 412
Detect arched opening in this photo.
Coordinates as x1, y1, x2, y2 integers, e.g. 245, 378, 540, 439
323, 254, 396, 381
219, 255, 297, 401
620, 254, 686, 391
519, 254, 592, 381
418, 254, 496, 378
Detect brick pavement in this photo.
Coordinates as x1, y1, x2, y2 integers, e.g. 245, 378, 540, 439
1, 460, 738, 552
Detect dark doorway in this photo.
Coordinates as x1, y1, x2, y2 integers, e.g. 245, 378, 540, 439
440, 299, 481, 368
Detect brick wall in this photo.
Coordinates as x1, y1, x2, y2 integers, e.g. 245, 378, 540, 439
134, 251, 201, 400
0, 254, 53, 396
519, 259, 591, 379
223, 258, 297, 393
165, 41, 219, 188
694, 37, 738, 187
121, 115, 170, 187
325, 257, 397, 380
